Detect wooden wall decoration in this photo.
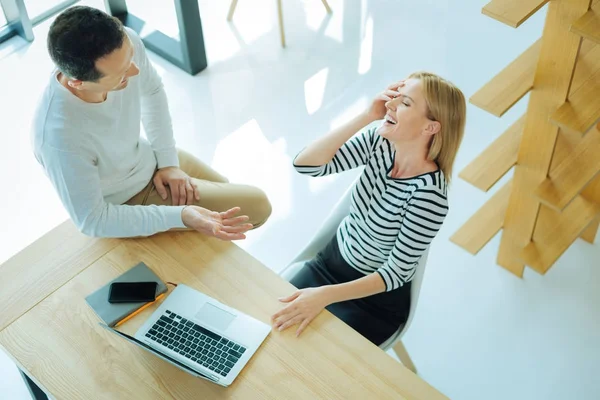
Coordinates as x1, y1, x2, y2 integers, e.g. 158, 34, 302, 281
451, 0, 600, 276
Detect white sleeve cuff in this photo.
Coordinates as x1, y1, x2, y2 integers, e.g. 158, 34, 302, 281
155, 149, 180, 169
163, 205, 187, 229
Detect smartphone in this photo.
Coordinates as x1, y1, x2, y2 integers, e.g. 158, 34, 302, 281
108, 281, 158, 303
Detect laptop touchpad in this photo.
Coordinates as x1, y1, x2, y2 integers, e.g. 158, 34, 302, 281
195, 303, 236, 331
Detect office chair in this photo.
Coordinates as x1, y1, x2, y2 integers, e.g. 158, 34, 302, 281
279, 180, 429, 373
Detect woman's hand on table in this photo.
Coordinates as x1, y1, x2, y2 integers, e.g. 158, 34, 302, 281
271, 287, 332, 337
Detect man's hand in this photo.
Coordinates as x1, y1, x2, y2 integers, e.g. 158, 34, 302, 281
271, 287, 332, 337
153, 167, 200, 206
181, 206, 253, 240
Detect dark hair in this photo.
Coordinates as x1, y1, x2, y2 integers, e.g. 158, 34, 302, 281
47, 6, 125, 82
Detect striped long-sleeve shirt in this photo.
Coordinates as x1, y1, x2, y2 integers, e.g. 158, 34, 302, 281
294, 126, 449, 292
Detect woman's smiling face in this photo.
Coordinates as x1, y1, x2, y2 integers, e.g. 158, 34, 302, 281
377, 78, 437, 142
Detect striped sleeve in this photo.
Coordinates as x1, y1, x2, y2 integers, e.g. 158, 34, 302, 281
293, 128, 377, 177
375, 188, 448, 291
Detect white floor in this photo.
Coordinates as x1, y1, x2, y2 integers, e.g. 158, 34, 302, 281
1, 0, 600, 399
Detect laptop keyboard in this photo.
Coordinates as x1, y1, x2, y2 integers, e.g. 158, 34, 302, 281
145, 309, 246, 377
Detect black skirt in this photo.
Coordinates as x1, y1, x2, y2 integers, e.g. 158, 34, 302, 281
290, 236, 411, 346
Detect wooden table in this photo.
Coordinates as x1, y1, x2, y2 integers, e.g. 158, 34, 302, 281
0, 221, 448, 400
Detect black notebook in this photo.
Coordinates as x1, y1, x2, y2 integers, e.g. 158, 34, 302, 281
85, 262, 167, 327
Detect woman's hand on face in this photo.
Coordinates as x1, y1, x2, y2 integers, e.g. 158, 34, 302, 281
366, 80, 405, 121
271, 287, 332, 337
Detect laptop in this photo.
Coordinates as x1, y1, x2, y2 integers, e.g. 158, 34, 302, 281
100, 283, 270, 387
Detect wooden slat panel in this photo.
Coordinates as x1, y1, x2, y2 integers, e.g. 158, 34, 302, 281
545, 43, 597, 170
0, 220, 119, 331
470, 40, 541, 117
546, 43, 600, 168
534, 126, 600, 210
581, 159, 600, 202
482, 0, 550, 28
570, 40, 600, 93
550, 67, 600, 135
498, 0, 592, 274
523, 170, 600, 272
497, 236, 525, 277
551, 31, 600, 136
521, 196, 600, 273
450, 181, 512, 255
549, 129, 583, 172
459, 116, 524, 191
580, 217, 599, 243
571, 1, 600, 43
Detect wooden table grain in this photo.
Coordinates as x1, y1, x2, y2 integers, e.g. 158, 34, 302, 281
0, 221, 448, 400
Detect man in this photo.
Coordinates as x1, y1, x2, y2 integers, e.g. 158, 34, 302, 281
32, 6, 271, 239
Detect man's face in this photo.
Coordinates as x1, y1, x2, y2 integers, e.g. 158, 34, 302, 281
81, 37, 139, 92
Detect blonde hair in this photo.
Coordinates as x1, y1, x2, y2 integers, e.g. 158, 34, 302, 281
408, 71, 466, 185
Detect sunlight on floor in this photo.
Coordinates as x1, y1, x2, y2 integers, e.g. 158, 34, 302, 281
305, 0, 344, 43
304, 67, 329, 115
211, 119, 293, 222
324, 1, 344, 43
358, 16, 373, 75
305, 0, 328, 31
211, 119, 293, 249
205, 28, 242, 63
125, 0, 180, 40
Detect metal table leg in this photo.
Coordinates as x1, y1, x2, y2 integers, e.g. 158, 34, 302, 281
0, 0, 34, 43
19, 369, 49, 400
104, 0, 208, 75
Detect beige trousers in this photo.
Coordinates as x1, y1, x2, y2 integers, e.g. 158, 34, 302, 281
125, 150, 272, 229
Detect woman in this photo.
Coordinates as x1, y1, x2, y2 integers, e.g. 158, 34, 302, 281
271, 71, 466, 345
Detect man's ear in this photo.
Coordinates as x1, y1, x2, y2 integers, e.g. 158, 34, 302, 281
67, 79, 84, 91
424, 121, 441, 136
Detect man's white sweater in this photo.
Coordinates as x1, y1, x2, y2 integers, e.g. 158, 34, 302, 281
32, 28, 186, 237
